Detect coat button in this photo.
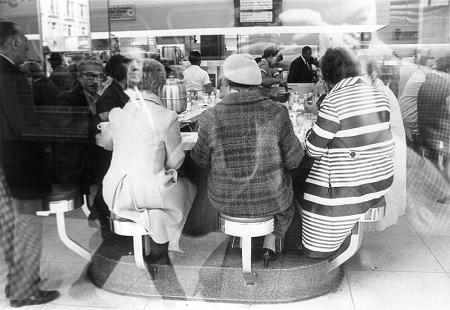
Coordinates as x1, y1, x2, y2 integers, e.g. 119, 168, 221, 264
350, 151, 356, 158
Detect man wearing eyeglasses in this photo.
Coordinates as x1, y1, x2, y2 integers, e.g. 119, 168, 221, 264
53, 58, 107, 222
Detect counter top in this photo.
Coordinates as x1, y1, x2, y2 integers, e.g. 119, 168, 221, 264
178, 103, 209, 128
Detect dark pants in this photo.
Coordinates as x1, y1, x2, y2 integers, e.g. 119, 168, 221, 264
0, 166, 42, 300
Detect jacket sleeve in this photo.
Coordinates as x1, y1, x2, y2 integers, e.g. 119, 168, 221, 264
287, 60, 299, 83
164, 111, 185, 170
306, 99, 340, 158
190, 112, 211, 168
279, 107, 303, 170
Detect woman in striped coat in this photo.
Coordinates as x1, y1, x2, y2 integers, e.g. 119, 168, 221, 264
302, 47, 395, 258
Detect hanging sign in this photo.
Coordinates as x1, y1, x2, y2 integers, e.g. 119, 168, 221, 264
234, 0, 282, 26
108, 4, 136, 21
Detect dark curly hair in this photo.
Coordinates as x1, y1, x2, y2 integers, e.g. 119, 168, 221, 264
320, 47, 360, 85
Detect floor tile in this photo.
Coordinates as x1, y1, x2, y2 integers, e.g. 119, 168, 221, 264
346, 234, 444, 272
347, 271, 450, 310
365, 216, 417, 236
249, 273, 354, 310
40, 272, 148, 309
421, 236, 450, 272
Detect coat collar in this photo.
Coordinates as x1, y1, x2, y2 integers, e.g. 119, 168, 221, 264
221, 89, 266, 105
330, 76, 366, 93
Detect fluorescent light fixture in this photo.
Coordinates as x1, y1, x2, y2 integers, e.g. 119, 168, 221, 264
91, 24, 386, 39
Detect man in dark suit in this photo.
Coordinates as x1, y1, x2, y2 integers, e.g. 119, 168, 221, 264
0, 21, 60, 307
53, 58, 106, 219
287, 46, 315, 83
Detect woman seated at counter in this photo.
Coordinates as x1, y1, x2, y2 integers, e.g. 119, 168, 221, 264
100, 58, 197, 264
191, 54, 303, 266
302, 47, 395, 259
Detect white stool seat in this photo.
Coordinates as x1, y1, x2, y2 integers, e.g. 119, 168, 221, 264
328, 205, 385, 272
36, 184, 91, 261
110, 213, 150, 269
219, 213, 274, 285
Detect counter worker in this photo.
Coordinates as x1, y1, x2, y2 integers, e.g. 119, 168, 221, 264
258, 45, 286, 99
183, 50, 212, 95
287, 46, 315, 83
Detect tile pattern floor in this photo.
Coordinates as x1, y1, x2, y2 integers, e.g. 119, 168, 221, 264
1, 213, 450, 310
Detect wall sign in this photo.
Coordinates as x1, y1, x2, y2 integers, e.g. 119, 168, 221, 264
108, 4, 136, 21
234, 0, 282, 27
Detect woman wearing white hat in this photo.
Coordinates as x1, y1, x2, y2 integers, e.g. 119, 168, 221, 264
191, 54, 303, 266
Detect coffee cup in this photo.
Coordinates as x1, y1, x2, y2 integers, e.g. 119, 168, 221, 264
97, 122, 109, 132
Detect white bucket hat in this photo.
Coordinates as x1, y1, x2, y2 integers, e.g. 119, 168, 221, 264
223, 54, 262, 86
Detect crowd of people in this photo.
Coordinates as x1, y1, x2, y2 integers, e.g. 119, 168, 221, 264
1, 19, 450, 308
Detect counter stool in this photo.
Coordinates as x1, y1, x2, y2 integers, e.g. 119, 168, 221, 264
110, 213, 150, 269
219, 213, 274, 285
36, 183, 91, 261
328, 205, 385, 272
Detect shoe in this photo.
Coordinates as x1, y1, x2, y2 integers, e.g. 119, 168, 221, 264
10, 289, 60, 308
263, 248, 278, 267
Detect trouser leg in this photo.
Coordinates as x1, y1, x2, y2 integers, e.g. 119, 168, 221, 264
263, 201, 295, 253
9, 200, 42, 300
0, 168, 42, 300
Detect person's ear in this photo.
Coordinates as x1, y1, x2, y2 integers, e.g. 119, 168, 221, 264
10, 36, 20, 50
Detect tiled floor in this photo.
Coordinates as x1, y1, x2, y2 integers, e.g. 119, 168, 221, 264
1, 211, 450, 310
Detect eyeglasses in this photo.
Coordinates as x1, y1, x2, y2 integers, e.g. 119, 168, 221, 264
81, 72, 105, 81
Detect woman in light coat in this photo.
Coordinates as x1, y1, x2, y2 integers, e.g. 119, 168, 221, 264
101, 59, 196, 263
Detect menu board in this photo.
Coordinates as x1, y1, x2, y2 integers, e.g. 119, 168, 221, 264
234, 0, 282, 27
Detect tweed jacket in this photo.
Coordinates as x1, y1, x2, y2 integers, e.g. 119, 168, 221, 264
417, 72, 450, 161
191, 90, 303, 217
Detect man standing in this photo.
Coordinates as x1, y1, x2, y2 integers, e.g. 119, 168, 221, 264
0, 21, 59, 307
287, 46, 315, 83
183, 50, 212, 94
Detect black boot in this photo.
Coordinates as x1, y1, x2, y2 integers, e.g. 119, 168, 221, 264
145, 238, 170, 266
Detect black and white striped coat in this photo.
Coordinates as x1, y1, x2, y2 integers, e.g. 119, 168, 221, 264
302, 77, 395, 255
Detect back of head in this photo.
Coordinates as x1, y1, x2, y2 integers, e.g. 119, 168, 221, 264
436, 55, 450, 73
188, 50, 202, 66
105, 54, 133, 82
21, 61, 42, 78
223, 53, 261, 89
263, 45, 280, 59
48, 52, 64, 69
0, 21, 19, 48
301, 46, 312, 56
320, 47, 361, 85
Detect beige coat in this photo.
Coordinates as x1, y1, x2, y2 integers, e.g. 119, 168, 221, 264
102, 89, 196, 249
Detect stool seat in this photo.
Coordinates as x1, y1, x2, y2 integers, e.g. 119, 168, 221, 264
48, 183, 80, 201
328, 205, 386, 272
219, 213, 274, 285
219, 213, 274, 238
110, 212, 149, 270
219, 213, 274, 223
47, 183, 82, 213
110, 213, 147, 236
